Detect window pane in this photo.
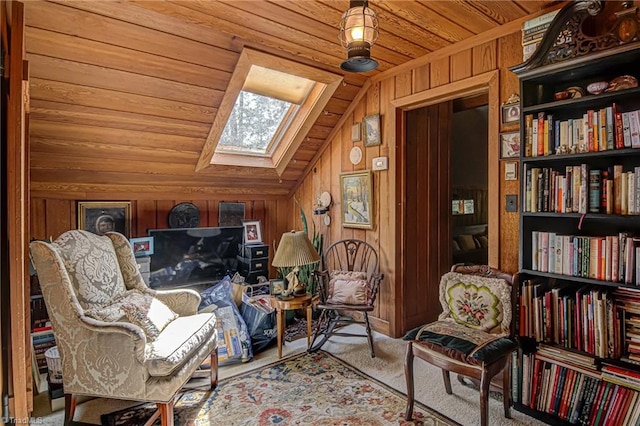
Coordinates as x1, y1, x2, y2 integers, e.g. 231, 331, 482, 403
218, 91, 292, 155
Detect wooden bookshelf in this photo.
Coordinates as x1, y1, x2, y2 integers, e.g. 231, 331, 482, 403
511, 1, 640, 424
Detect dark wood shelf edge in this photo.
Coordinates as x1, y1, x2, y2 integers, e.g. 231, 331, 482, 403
521, 148, 640, 163
521, 212, 637, 219
519, 269, 639, 289
521, 87, 640, 114
513, 402, 572, 425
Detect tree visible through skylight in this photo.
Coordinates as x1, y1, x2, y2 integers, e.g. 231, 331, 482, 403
218, 91, 293, 155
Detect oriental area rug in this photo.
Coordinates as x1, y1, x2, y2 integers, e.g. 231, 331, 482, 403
101, 351, 458, 426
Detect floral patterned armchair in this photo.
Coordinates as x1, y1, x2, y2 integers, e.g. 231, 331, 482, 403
29, 230, 218, 426
403, 264, 517, 426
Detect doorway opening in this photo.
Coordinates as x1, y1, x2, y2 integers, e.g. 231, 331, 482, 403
451, 95, 489, 266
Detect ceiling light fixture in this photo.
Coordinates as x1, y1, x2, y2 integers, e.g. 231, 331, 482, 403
339, 0, 379, 73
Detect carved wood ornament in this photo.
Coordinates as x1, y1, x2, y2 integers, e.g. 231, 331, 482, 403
513, 0, 640, 72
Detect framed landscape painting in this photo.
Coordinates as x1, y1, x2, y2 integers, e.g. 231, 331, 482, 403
340, 170, 373, 229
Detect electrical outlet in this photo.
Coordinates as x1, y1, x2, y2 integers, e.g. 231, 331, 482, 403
506, 195, 517, 212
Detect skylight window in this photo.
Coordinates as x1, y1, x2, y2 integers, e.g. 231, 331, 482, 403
217, 66, 313, 156
218, 91, 294, 156
196, 48, 343, 175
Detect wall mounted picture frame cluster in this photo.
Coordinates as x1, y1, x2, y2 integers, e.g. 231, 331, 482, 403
363, 114, 381, 147
340, 170, 373, 229
77, 201, 131, 237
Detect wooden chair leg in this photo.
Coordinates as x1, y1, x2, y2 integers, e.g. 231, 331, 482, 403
404, 342, 415, 421
64, 394, 76, 426
210, 349, 219, 390
159, 401, 174, 426
363, 312, 375, 358
442, 369, 453, 394
480, 370, 490, 426
503, 357, 512, 418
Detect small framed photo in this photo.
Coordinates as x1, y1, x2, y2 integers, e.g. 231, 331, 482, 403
500, 131, 521, 159
242, 219, 263, 244
501, 103, 520, 125
270, 279, 285, 296
130, 236, 154, 257
505, 161, 518, 181
77, 201, 131, 237
363, 113, 381, 147
351, 122, 361, 142
340, 170, 373, 229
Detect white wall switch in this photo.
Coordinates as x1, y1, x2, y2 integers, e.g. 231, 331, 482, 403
372, 156, 388, 171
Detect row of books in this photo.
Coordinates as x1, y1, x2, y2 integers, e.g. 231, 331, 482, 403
613, 287, 640, 365
518, 349, 640, 425
530, 231, 640, 285
523, 106, 640, 158
524, 164, 640, 215
520, 280, 620, 358
31, 327, 56, 374
522, 10, 559, 61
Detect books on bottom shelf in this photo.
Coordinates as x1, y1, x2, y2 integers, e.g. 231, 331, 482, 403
519, 351, 640, 424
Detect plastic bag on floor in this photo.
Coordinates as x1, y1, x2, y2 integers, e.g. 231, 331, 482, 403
198, 276, 253, 364
239, 293, 276, 354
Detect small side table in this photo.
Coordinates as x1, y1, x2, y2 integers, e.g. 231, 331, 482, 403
269, 293, 314, 359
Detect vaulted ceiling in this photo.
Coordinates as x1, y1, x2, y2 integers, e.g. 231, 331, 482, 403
25, 0, 558, 199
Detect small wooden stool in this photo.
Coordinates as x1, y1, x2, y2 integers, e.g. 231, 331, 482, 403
269, 293, 313, 359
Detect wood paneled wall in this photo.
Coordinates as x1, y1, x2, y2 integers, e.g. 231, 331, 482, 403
292, 25, 525, 337
30, 197, 290, 277
31, 198, 287, 240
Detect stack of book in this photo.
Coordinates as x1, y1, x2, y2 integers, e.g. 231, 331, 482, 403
31, 326, 56, 375
522, 10, 559, 61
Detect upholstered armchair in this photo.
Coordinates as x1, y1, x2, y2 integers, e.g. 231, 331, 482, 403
29, 230, 218, 426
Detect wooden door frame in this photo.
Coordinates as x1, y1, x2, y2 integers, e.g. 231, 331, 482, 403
390, 70, 500, 334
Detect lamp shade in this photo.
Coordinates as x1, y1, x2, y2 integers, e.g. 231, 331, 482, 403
272, 230, 320, 268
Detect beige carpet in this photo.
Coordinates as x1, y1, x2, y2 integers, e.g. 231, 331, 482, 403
34, 325, 544, 426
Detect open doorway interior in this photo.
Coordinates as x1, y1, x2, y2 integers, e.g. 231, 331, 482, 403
451, 95, 489, 266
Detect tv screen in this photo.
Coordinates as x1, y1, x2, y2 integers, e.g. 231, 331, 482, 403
148, 227, 243, 289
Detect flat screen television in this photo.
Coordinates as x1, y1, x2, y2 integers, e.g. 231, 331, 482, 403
148, 227, 243, 289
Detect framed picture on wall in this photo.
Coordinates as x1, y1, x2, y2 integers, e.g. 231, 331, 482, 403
77, 201, 131, 237
500, 131, 521, 159
219, 202, 245, 226
363, 114, 381, 147
340, 170, 373, 229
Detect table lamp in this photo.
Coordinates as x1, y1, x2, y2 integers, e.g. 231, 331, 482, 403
272, 230, 320, 296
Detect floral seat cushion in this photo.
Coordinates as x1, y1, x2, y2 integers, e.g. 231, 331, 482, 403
403, 271, 515, 366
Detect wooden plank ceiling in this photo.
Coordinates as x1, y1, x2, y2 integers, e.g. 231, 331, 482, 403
25, 0, 557, 199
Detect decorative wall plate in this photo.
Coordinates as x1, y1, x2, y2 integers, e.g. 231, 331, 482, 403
324, 214, 331, 226
319, 191, 332, 208
168, 202, 200, 228
349, 146, 363, 165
